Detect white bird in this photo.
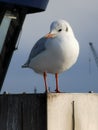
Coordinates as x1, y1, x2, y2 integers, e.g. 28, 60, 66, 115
22, 19, 79, 92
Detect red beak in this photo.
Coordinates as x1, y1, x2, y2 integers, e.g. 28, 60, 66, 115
45, 33, 55, 38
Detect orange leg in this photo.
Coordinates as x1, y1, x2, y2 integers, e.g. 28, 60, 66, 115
55, 73, 60, 93
43, 72, 48, 92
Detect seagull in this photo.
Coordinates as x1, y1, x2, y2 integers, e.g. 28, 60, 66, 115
22, 19, 79, 93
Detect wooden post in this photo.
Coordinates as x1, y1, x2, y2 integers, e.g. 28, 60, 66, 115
0, 93, 98, 130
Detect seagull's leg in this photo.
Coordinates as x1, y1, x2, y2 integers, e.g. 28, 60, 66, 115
55, 73, 60, 93
43, 72, 48, 93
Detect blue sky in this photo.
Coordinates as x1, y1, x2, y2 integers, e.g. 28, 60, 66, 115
1, 0, 98, 93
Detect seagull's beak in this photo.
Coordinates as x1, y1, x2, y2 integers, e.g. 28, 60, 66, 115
45, 33, 56, 38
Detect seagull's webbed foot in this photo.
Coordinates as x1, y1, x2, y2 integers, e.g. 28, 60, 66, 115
44, 89, 49, 93
55, 89, 60, 93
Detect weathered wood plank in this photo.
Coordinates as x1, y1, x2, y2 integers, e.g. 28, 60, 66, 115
0, 94, 47, 130
1, 93, 98, 130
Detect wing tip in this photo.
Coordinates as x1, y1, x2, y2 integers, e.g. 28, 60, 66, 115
21, 63, 28, 68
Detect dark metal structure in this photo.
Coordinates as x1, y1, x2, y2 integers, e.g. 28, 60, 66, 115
89, 42, 98, 68
0, 0, 49, 90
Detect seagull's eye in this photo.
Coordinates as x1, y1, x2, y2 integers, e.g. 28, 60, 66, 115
66, 27, 68, 32
58, 29, 62, 32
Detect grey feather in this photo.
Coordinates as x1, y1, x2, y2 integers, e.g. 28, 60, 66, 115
22, 37, 47, 68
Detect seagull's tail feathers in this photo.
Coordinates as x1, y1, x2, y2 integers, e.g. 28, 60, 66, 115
21, 63, 29, 68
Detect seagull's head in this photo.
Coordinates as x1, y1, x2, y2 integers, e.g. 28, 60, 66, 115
45, 19, 74, 38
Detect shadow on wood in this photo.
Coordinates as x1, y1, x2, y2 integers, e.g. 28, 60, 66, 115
0, 94, 47, 130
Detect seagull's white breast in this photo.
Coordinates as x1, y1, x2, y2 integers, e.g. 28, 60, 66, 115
29, 33, 79, 74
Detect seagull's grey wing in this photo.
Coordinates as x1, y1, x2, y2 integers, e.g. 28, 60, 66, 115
29, 37, 47, 59
22, 37, 47, 67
